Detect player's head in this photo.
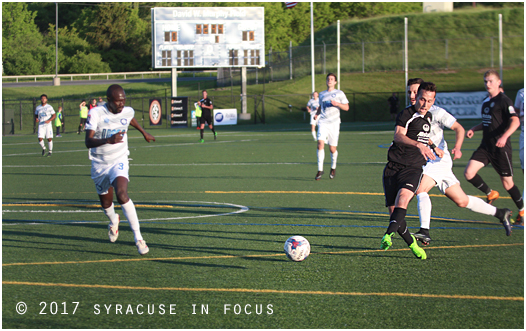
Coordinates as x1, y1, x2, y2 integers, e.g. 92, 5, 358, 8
107, 84, 126, 114
202, 90, 208, 98
313, 91, 318, 98
40, 94, 48, 104
58, 106, 63, 111
326, 73, 337, 88
415, 82, 437, 115
91, 98, 97, 105
484, 70, 502, 97
407, 78, 424, 105
81, 99, 86, 104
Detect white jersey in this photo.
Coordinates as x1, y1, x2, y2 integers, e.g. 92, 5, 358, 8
307, 98, 320, 116
317, 89, 349, 125
35, 104, 55, 125
515, 88, 524, 132
85, 105, 134, 164
425, 105, 457, 167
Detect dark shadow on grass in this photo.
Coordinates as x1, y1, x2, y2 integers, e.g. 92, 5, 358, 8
152, 260, 247, 269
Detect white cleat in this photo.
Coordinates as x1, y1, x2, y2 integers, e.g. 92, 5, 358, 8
108, 215, 120, 243
136, 240, 149, 255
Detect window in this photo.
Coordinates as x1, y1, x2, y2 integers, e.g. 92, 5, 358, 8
243, 50, 260, 65
242, 31, 255, 41
171, 32, 177, 42
177, 51, 182, 66
229, 50, 238, 66
162, 50, 172, 66
184, 50, 194, 66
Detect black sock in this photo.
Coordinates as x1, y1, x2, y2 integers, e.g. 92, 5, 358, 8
200, 129, 204, 139
386, 207, 406, 235
494, 208, 505, 221
467, 174, 491, 195
397, 219, 414, 246
507, 185, 524, 210
211, 127, 216, 134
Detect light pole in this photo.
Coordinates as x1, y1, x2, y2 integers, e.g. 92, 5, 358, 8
53, 2, 60, 86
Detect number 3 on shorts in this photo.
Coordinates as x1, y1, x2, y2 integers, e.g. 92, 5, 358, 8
118, 163, 124, 170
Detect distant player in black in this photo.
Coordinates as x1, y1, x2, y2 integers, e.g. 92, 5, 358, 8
387, 92, 399, 121
197, 90, 217, 143
464, 69, 523, 227
381, 82, 439, 260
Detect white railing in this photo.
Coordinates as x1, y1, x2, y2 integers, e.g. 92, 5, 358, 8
2, 70, 217, 83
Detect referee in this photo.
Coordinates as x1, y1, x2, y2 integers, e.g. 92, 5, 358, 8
197, 90, 217, 143
464, 70, 523, 223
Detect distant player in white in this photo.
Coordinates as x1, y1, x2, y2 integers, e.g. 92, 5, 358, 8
314, 73, 349, 180
85, 84, 156, 255
514, 88, 524, 224
34, 94, 56, 157
406, 79, 512, 244
306, 91, 320, 141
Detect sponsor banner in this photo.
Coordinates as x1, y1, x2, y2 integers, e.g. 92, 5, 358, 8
170, 97, 188, 128
434, 91, 487, 119
213, 109, 238, 126
149, 99, 162, 126
191, 110, 198, 127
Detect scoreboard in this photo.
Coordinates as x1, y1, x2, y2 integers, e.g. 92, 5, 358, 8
151, 7, 265, 69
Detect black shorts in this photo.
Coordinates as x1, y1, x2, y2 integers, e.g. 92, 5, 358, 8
199, 113, 213, 126
470, 145, 514, 177
383, 161, 423, 207
79, 118, 87, 125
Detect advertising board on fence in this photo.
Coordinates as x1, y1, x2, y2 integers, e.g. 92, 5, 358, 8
170, 97, 188, 128
434, 91, 487, 119
213, 109, 237, 126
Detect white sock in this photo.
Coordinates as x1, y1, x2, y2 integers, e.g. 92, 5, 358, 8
417, 192, 432, 229
312, 131, 317, 140
48, 141, 53, 152
120, 199, 143, 242
39, 140, 46, 150
317, 149, 325, 171
466, 195, 497, 216
331, 150, 338, 169
103, 203, 119, 227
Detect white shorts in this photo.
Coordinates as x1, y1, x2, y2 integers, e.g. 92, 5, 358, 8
423, 161, 460, 195
37, 123, 53, 139
91, 156, 129, 195
520, 129, 524, 169
317, 122, 340, 146
310, 113, 319, 126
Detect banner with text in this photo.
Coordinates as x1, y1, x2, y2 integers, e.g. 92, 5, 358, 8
213, 109, 238, 126
434, 91, 487, 119
170, 97, 188, 128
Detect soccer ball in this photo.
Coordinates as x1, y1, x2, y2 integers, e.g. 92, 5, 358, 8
284, 235, 310, 262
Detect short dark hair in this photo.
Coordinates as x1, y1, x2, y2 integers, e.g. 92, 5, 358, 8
40, 94, 47, 99
326, 73, 337, 82
484, 69, 500, 80
202, 90, 207, 94
107, 84, 124, 99
407, 78, 424, 87
417, 82, 437, 96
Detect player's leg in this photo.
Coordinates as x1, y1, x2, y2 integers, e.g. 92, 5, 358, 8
92, 167, 121, 243
327, 124, 340, 179
464, 157, 499, 203
46, 124, 53, 155
329, 145, 338, 179
209, 123, 217, 140
199, 122, 205, 142
501, 176, 524, 219
315, 125, 327, 180
414, 174, 436, 245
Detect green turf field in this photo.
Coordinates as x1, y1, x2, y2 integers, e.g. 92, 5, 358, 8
2, 122, 523, 328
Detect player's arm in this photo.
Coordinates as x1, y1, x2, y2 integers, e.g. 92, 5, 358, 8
496, 115, 520, 148
35, 113, 39, 122
331, 99, 349, 111
466, 123, 483, 138
394, 125, 436, 160
450, 121, 465, 160
46, 113, 56, 124
130, 117, 156, 143
427, 139, 444, 158
85, 129, 124, 148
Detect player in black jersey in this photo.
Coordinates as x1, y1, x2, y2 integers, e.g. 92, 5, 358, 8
197, 90, 217, 143
464, 70, 522, 233
381, 82, 439, 260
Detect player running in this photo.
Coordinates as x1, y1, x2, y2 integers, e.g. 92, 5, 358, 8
197, 90, 217, 143
404, 79, 512, 244
35, 94, 56, 157
85, 84, 156, 255
314, 73, 349, 180
307, 91, 320, 141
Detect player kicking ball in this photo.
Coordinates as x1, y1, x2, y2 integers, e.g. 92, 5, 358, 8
85, 84, 156, 255
405, 78, 512, 244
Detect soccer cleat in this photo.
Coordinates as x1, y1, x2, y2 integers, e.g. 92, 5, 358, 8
412, 229, 431, 246
136, 240, 149, 255
108, 215, 120, 243
214, 132, 217, 140
315, 171, 324, 180
409, 235, 427, 259
56, 134, 62, 137
42, 149, 46, 156
329, 168, 336, 179
380, 232, 394, 250
500, 208, 512, 236
486, 190, 500, 204
47, 151, 52, 157
515, 209, 524, 226
199, 139, 204, 143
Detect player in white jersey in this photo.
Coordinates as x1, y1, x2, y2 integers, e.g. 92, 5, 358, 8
34, 94, 56, 157
85, 84, 156, 255
306, 91, 320, 141
405, 79, 512, 244
514, 88, 524, 224
313, 73, 349, 180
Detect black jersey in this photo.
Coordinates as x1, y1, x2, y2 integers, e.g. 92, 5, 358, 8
387, 105, 433, 167
200, 98, 213, 117
480, 92, 518, 151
